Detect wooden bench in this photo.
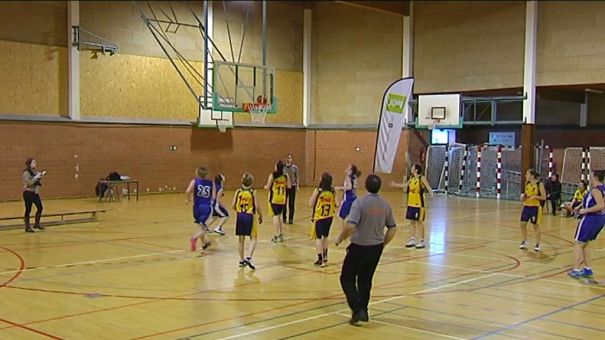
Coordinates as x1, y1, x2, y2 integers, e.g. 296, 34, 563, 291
0, 210, 106, 229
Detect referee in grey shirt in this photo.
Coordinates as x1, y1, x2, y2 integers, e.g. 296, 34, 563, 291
282, 154, 299, 224
335, 174, 397, 326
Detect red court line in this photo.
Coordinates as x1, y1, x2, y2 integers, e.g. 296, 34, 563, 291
0, 246, 26, 288
0, 241, 540, 337
0, 248, 62, 339
0, 317, 63, 340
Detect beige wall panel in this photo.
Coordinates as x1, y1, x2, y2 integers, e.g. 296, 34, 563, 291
0, 40, 67, 116
81, 1, 302, 71
538, 1, 605, 85
80, 52, 201, 120
413, 1, 525, 93
311, 2, 403, 125
212, 1, 303, 71
0, 1, 66, 46
80, 1, 204, 61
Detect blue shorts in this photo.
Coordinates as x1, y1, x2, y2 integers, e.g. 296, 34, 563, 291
406, 206, 426, 222
339, 199, 355, 219
213, 204, 229, 217
521, 206, 541, 224
193, 204, 212, 225
314, 218, 333, 238
236, 213, 257, 237
575, 215, 605, 243
270, 204, 284, 216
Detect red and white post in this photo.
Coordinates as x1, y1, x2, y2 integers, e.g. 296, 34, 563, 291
496, 145, 503, 200
476, 145, 483, 198
547, 145, 554, 178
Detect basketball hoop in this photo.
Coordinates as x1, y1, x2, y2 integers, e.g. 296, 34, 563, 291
248, 103, 269, 125
217, 124, 228, 133
244, 95, 269, 125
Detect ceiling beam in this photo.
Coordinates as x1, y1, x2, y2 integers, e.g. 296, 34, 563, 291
335, 1, 410, 15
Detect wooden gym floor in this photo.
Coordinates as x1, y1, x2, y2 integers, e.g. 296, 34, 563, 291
1, 188, 604, 339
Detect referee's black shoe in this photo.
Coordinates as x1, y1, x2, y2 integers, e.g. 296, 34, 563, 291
349, 312, 361, 326
359, 309, 369, 322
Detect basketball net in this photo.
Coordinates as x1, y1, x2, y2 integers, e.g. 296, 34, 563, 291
246, 96, 269, 125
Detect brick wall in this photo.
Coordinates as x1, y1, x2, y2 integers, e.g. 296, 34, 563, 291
0, 122, 306, 200
0, 122, 414, 201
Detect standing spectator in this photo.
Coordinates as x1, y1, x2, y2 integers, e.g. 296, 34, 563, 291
335, 174, 397, 326
23, 158, 46, 233
282, 154, 299, 224
548, 174, 562, 216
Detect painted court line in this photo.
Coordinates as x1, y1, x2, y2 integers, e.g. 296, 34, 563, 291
342, 315, 466, 340
0, 250, 184, 276
473, 293, 605, 339
217, 273, 497, 340
406, 259, 605, 292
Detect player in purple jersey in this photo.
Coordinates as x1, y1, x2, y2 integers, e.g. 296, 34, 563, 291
208, 173, 229, 235
569, 170, 605, 279
186, 167, 215, 252
336, 164, 361, 232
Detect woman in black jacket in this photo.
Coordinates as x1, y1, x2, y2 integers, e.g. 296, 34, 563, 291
23, 158, 45, 232
547, 174, 562, 216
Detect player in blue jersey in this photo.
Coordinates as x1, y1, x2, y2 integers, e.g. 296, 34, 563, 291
569, 170, 605, 279
186, 167, 215, 252
207, 173, 229, 236
336, 164, 361, 231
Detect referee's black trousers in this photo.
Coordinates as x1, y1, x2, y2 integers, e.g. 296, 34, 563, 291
340, 243, 384, 314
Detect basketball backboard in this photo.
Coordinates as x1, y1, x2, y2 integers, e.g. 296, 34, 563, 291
198, 106, 233, 132
212, 61, 277, 113
416, 94, 463, 129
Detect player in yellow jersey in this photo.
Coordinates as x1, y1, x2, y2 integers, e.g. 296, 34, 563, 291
562, 181, 588, 217
232, 173, 263, 270
265, 160, 291, 243
519, 169, 547, 251
309, 173, 340, 267
391, 163, 433, 249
